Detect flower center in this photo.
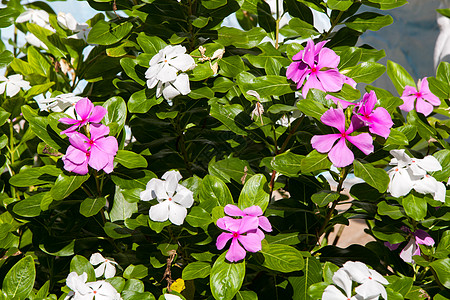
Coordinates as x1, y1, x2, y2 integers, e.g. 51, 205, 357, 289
89, 140, 94, 145
311, 66, 317, 73
86, 152, 91, 157
368, 276, 372, 280
93, 291, 97, 294
164, 59, 168, 63
168, 197, 172, 201
395, 168, 399, 172
341, 132, 347, 138
232, 232, 239, 238
415, 92, 422, 98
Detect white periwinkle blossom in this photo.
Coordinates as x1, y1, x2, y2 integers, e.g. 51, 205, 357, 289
387, 149, 445, 202
164, 294, 183, 300
140, 170, 194, 225
16, 9, 52, 29
145, 45, 196, 101
57, 12, 91, 42
90, 252, 119, 279
0, 74, 31, 97
322, 261, 388, 300
65, 272, 122, 300
36, 93, 82, 118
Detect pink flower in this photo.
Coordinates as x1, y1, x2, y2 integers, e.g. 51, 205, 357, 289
311, 108, 374, 167
286, 39, 344, 97
59, 97, 107, 135
216, 216, 262, 262
384, 228, 435, 263
224, 204, 272, 240
399, 77, 441, 116
352, 91, 393, 139
326, 95, 356, 109
62, 124, 118, 175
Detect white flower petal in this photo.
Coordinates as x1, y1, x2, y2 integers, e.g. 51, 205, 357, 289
168, 202, 187, 225
164, 294, 183, 300
342, 261, 371, 284
162, 170, 182, 182
355, 280, 387, 300
332, 268, 353, 297
149, 200, 170, 222
389, 149, 412, 168
415, 155, 442, 172
173, 184, 194, 208
162, 83, 181, 100
156, 64, 178, 83
90, 253, 106, 265
388, 168, 414, 197
399, 238, 416, 264
172, 73, 191, 95
94, 263, 106, 278
104, 261, 116, 278
169, 54, 195, 72
5, 83, 20, 97
321, 285, 349, 300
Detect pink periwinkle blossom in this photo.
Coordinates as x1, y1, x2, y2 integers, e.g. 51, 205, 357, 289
311, 108, 374, 168
62, 124, 118, 175
224, 204, 272, 240
399, 77, 441, 116
59, 97, 107, 135
286, 39, 344, 98
384, 228, 435, 263
216, 216, 262, 262
352, 90, 393, 139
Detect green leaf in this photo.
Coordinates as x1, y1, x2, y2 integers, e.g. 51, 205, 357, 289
136, 33, 166, 55
50, 173, 90, 201
386, 60, 415, 95
13, 193, 48, 217
238, 174, 270, 211
120, 57, 146, 86
110, 187, 138, 222
87, 20, 133, 45
353, 160, 390, 193
270, 152, 304, 177
285, 0, 313, 24
288, 256, 322, 300
300, 150, 332, 173
265, 233, 301, 245
389, 277, 413, 297
433, 149, 450, 181
385, 128, 408, 146
345, 12, 393, 32
3, 256, 35, 299
0, 50, 14, 69
236, 291, 258, 300
115, 150, 148, 169
10, 165, 61, 187
208, 156, 255, 183
202, 0, 227, 9
365, 0, 407, 10
430, 258, 450, 289
79, 197, 106, 217
218, 56, 245, 78
327, 0, 353, 11
260, 242, 304, 272
210, 102, 247, 136
336, 47, 362, 69
199, 175, 233, 212
192, 16, 211, 28
185, 206, 212, 228
0, 7, 20, 28
111, 169, 156, 190
70, 255, 96, 282
402, 193, 427, 221
406, 110, 436, 141
311, 191, 340, 207
103, 96, 127, 135
128, 89, 163, 114
27, 46, 50, 77
296, 99, 326, 121
345, 62, 386, 83
123, 264, 148, 280
210, 252, 245, 300
190, 87, 214, 99
377, 201, 404, 219
216, 27, 267, 49
182, 261, 211, 280
237, 74, 292, 98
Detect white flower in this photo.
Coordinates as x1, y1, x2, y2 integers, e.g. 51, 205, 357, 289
68, 24, 91, 42
57, 12, 78, 31
65, 272, 121, 300
164, 294, 183, 300
0, 74, 31, 97
36, 93, 82, 118
413, 174, 446, 202
16, 9, 51, 29
146, 45, 195, 87
156, 73, 191, 100
322, 269, 357, 300
342, 261, 388, 300
90, 253, 119, 279
25, 33, 49, 49
140, 170, 194, 225
387, 166, 415, 198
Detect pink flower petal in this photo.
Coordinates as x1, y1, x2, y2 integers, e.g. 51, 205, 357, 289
301, 73, 322, 97
216, 232, 233, 250
90, 124, 110, 140
399, 95, 416, 112
311, 134, 341, 153
302, 39, 315, 67
93, 136, 118, 156
316, 69, 344, 92
89, 106, 107, 123
226, 238, 247, 262
89, 146, 110, 171
415, 98, 434, 116
238, 232, 262, 253
238, 216, 259, 234
75, 98, 93, 120
242, 206, 262, 217
316, 48, 340, 69
346, 133, 374, 155
224, 204, 245, 217
413, 229, 435, 246
328, 138, 355, 167
257, 216, 272, 232
321, 108, 346, 132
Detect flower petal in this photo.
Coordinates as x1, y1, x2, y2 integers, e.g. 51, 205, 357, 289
226, 238, 247, 262
321, 108, 346, 133
149, 200, 170, 222
346, 133, 374, 155
328, 138, 354, 168
216, 232, 233, 250
224, 204, 245, 217
311, 134, 341, 153
168, 202, 187, 225
238, 232, 262, 253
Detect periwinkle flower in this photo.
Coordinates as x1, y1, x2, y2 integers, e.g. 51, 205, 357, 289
399, 77, 441, 116
223, 204, 272, 239
0, 74, 31, 97
385, 228, 435, 264
90, 253, 119, 279
286, 39, 344, 97
59, 98, 107, 135
311, 108, 374, 167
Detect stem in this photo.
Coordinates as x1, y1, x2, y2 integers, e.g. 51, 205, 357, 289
320, 10, 344, 41
174, 116, 193, 176
275, 0, 280, 49
315, 166, 349, 245
94, 170, 101, 196
81, 185, 94, 198
279, 115, 304, 153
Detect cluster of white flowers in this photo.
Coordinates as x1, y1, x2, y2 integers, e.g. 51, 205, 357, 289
16, 9, 91, 49
322, 261, 388, 300
65, 253, 120, 299
145, 45, 196, 101
140, 170, 194, 225
57, 12, 91, 41
36, 93, 83, 118
387, 149, 445, 202
0, 74, 31, 97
